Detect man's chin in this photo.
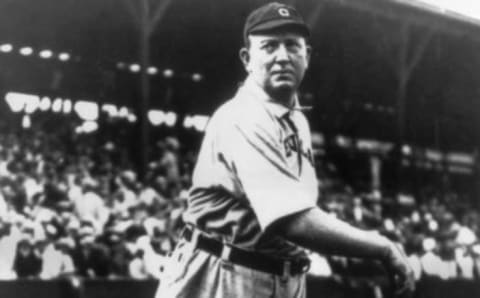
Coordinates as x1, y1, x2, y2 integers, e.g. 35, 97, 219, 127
266, 82, 296, 102
271, 81, 296, 92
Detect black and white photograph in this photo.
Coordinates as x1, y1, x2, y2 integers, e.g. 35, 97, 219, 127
0, 1, 479, 298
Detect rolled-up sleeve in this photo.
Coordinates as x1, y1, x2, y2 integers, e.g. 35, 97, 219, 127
219, 118, 318, 231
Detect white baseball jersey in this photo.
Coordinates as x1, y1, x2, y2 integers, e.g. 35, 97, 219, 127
183, 77, 318, 258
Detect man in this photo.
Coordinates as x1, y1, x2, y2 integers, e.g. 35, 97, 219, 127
156, 2, 414, 298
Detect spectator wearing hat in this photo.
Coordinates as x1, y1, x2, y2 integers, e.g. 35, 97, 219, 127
138, 175, 169, 209
128, 247, 148, 279
111, 171, 138, 217
156, 137, 180, 184
73, 179, 110, 233
22, 172, 43, 206
102, 229, 131, 277
454, 218, 477, 279
420, 237, 449, 279
404, 234, 424, 281
39, 236, 75, 279
13, 238, 42, 278
0, 220, 23, 279
455, 245, 475, 279
71, 230, 111, 278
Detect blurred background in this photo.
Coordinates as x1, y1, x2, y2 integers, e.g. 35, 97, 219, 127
0, 0, 479, 297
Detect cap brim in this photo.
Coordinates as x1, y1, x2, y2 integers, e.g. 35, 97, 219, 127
249, 19, 310, 37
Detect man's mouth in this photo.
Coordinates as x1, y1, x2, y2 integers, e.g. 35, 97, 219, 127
272, 71, 294, 81
272, 70, 294, 76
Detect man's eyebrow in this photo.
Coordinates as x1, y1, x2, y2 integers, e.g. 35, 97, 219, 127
286, 38, 301, 44
259, 38, 277, 44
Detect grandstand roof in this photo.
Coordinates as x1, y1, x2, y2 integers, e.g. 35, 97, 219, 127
0, 0, 479, 150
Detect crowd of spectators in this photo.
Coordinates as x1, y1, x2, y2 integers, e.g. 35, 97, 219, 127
1, 125, 480, 283
0, 127, 191, 280
311, 186, 480, 283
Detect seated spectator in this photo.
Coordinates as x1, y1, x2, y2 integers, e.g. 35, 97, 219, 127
138, 176, 169, 208
455, 246, 475, 279
420, 237, 450, 279
74, 180, 110, 233
66, 175, 83, 205
72, 234, 111, 278
40, 236, 75, 279
112, 171, 138, 217
13, 238, 42, 278
22, 172, 43, 206
456, 224, 477, 247
156, 137, 180, 184
472, 244, 480, 278
407, 253, 423, 281
26, 193, 57, 224
129, 202, 150, 226
147, 228, 175, 278
404, 236, 424, 280
103, 231, 131, 277
128, 248, 148, 279
438, 234, 459, 280
0, 221, 21, 279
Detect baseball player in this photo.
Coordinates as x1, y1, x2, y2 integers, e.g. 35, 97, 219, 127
156, 2, 415, 298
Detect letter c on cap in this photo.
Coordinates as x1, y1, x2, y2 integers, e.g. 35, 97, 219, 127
278, 8, 290, 17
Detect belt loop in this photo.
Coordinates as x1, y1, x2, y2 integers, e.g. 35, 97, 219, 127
282, 260, 291, 280
191, 228, 201, 249
221, 244, 232, 260
180, 226, 189, 239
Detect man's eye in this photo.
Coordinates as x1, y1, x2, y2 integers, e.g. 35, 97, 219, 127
262, 43, 277, 52
286, 41, 301, 51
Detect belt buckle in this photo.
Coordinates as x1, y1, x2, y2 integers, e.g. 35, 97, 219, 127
221, 244, 232, 260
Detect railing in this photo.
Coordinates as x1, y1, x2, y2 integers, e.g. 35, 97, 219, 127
0, 277, 479, 298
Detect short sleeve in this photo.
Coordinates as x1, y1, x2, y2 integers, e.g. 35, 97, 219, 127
219, 117, 318, 230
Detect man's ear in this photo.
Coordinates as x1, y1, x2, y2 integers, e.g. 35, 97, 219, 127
239, 48, 250, 72
305, 45, 312, 69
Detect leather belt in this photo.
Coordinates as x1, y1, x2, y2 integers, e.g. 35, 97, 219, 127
181, 226, 310, 277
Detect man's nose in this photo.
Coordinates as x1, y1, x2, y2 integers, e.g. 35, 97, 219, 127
274, 44, 290, 62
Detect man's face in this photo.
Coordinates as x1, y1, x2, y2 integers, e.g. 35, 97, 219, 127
241, 29, 311, 98
18, 244, 32, 256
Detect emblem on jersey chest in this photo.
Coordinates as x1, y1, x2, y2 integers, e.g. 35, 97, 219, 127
284, 134, 299, 157
283, 134, 314, 165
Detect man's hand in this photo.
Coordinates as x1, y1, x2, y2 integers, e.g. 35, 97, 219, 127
382, 240, 415, 297
277, 207, 416, 297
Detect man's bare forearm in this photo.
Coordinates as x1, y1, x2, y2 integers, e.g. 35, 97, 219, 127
279, 207, 390, 260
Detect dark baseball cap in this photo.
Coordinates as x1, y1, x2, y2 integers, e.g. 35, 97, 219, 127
243, 2, 310, 44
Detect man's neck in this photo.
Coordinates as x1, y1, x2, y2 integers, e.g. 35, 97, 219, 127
267, 88, 296, 108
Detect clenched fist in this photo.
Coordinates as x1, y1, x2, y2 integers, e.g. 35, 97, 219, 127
382, 240, 415, 297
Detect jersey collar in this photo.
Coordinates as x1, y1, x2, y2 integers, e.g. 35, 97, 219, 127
239, 77, 311, 118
